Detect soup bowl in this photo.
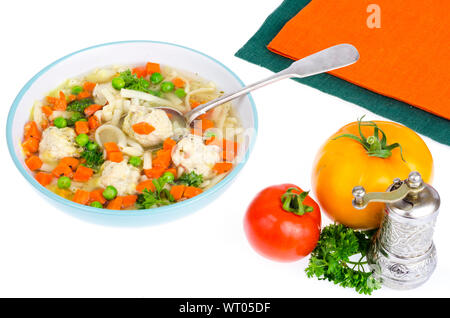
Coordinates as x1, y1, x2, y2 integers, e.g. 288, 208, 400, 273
6, 41, 258, 226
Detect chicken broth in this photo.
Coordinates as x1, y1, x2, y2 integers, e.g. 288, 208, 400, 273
22, 62, 242, 210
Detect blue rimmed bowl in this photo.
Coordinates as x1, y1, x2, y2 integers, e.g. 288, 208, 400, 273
6, 41, 258, 226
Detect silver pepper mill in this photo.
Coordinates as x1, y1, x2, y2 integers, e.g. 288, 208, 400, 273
352, 171, 440, 289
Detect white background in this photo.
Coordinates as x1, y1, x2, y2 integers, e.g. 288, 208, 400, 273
0, 0, 448, 297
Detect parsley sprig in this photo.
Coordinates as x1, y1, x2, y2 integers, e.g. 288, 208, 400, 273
80, 143, 104, 171
136, 176, 175, 209
177, 171, 203, 187
305, 224, 381, 295
66, 98, 95, 113
118, 70, 162, 97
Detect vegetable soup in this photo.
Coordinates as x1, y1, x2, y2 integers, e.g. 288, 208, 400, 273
22, 62, 243, 210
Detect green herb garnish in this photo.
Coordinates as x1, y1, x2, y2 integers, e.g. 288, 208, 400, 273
80, 146, 104, 171
305, 224, 381, 295
116, 70, 162, 97
177, 171, 203, 187
136, 175, 175, 209
66, 98, 95, 113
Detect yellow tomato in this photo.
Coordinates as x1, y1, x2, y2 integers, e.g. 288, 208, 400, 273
312, 120, 433, 229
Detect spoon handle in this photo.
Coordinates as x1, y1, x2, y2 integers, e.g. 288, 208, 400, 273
185, 44, 359, 125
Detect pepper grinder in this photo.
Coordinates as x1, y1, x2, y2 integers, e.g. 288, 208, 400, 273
352, 171, 440, 289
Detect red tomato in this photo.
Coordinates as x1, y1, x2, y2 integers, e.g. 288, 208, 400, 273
244, 184, 321, 262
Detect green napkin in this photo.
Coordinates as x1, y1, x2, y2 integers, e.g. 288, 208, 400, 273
235, 0, 450, 146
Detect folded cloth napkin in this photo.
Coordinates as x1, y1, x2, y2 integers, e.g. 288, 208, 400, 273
235, 0, 450, 145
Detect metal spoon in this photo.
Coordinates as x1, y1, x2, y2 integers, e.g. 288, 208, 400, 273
157, 44, 359, 127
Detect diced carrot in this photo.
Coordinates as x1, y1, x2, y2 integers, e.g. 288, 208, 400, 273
163, 138, 177, 150
41, 106, 53, 117
122, 195, 137, 208
73, 189, 90, 205
108, 151, 123, 163
193, 118, 214, 132
202, 119, 214, 131
35, 172, 53, 186
22, 137, 39, 153
190, 100, 201, 109
82, 81, 96, 92
146, 62, 160, 74
89, 189, 106, 204
106, 196, 123, 210
73, 165, 93, 182
40, 118, 49, 129
183, 186, 203, 199
52, 163, 73, 178
132, 122, 155, 135
46, 96, 58, 105
75, 121, 89, 135
25, 155, 42, 171
144, 166, 166, 179
136, 180, 156, 193
68, 94, 77, 102
205, 135, 216, 145
170, 185, 185, 201
152, 149, 171, 169
84, 104, 102, 117
172, 77, 185, 88
60, 157, 79, 170
132, 66, 147, 78
165, 168, 177, 178
77, 91, 91, 99
88, 115, 100, 131
53, 91, 67, 110
24, 121, 41, 140
213, 162, 233, 174
104, 142, 120, 153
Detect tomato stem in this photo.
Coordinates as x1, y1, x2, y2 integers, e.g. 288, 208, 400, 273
333, 116, 405, 161
281, 188, 314, 215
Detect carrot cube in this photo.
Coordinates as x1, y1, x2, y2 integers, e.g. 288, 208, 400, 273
35, 172, 53, 186
73, 165, 93, 182
25, 155, 42, 171
75, 121, 89, 135
73, 189, 90, 205
108, 151, 123, 163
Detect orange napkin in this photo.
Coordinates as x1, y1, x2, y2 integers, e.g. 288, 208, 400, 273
268, 0, 450, 120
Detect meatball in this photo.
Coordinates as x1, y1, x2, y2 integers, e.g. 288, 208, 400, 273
122, 107, 173, 147
171, 135, 221, 179
99, 161, 140, 196
39, 127, 80, 163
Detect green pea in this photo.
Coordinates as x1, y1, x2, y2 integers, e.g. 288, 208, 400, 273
90, 201, 103, 208
71, 112, 83, 122
54, 117, 67, 128
76, 133, 89, 146
57, 176, 71, 189
112, 77, 125, 90
174, 88, 186, 98
86, 141, 99, 151
161, 171, 175, 183
160, 81, 174, 93
71, 85, 83, 95
150, 72, 163, 84
103, 186, 118, 200
129, 156, 142, 167
77, 118, 88, 122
